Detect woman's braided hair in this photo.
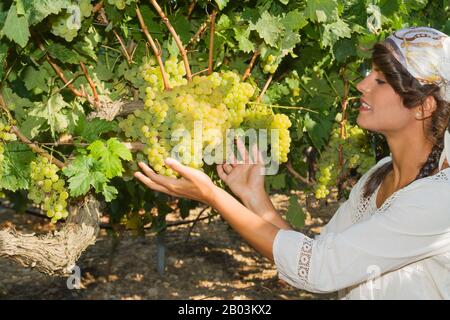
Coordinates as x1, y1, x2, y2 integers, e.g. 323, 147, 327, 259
362, 43, 450, 199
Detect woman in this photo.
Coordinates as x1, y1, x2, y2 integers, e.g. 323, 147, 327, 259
134, 27, 450, 299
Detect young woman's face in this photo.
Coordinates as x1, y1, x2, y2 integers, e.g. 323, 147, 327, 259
356, 65, 416, 135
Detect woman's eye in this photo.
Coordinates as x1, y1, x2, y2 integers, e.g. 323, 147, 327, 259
375, 79, 386, 85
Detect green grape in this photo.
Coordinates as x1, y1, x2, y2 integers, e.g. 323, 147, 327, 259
120, 57, 292, 178
262, 54, 278, 74
28, 156, 70, 223
313, 122, 376, 199
0, 119, 17, 177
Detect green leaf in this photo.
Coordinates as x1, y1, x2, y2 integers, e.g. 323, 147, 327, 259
24, 0, 72, 25
0, 142, 35, 191
322, 19, 352, 48
75, 116, 117, 143
63, 155, 111, 198
251, 12, 284, 47
304, 0, 338, 23
23, 66, 49, 92
0, 42, 8, 79
28, 94, 75, 137
280, 30, 302, 55
214, 0, 230, 10
234, 26, 255, 53
281, 10, 308, 31
286, 196, 305, 229
100, 184, 118, 202
278, 0, 290, 4
1, 5, 30, 48
87, 138, 132, 179
19, 116, 46, 139
46, 42, 84, 64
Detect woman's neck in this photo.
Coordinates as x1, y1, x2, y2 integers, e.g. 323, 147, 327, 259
385, 133, 434, 190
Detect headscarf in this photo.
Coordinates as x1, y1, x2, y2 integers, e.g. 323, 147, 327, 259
383, 27, 450, 170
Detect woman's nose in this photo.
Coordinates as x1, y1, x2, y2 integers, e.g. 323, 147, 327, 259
356, 77, 370, 94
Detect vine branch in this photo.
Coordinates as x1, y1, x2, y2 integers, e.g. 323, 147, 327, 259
208, 10, 217, 75
0, 94, 65, 169
242, 51, 260, 81
149, 0, 192, 81
136, 6, 171, 91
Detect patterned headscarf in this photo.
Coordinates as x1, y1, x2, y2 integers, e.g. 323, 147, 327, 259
383, 27, 450, 170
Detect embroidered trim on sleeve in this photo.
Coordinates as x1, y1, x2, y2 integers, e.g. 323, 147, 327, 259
297, 236, 314, 288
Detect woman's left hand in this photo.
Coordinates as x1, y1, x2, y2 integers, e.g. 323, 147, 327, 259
134, 158, 216, 205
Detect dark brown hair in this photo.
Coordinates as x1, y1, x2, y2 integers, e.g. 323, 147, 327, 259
362, 42, 450, 199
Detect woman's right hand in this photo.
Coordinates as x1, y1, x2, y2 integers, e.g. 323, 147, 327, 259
216, 139, 266, 203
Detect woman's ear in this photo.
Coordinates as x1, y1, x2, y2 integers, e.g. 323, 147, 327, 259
415, 96, 437, 120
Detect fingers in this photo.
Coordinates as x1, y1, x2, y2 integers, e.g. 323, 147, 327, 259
134, 172, 173, 195
236, 138, 249, 163
222, 164, 233, 174
137, 162, 178, 189
216, 164, 228, 181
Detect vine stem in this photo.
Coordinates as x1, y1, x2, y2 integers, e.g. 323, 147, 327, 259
0, 93, 65, 169
187, 0, 197, 20
187, 18, 209, 50
286, 160, 312, 186
99, 9, 132, 65
40, 46, 85, 98
149, 0, 192, 81
248, 102, 319, 114
242, 51, 260, 81
80, 62, 99, 105
208, 10, 217, 75
136, 6, 171, 91
93, 1, 104, 14
256, 74, 273, 103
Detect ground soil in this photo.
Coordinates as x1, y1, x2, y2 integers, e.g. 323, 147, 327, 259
0, 191, 342, 300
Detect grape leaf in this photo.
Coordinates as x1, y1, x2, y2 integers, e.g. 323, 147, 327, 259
63, 156, 107, 197
0, 42, 8, 79
75, 116, 118, 143
286, 196, 305, 229
250, 12, 284, 47
0, 142, 35, 191
87, 138, 132, 179
24, 0, 72, 25
46, 42, 85, 64
322, 19, 352, 48
281, 10, 308, 31
23, 66, 49, 92
1, 5, 30, 48
234, 26, 255, 53
304, 0, 338, 23
28, 94, 77, 137
215, 0, 230, 10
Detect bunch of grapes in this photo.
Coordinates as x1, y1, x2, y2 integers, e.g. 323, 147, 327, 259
28, 156, 69, 223
262, 55, 278, 74
0, 120, 17, 176
314, 122, 375, 199
241, 105, 292, 163
120, 57, 292, 177
107, 0, 138, 10
51, 0, 93, 42
141, 56, 187, 91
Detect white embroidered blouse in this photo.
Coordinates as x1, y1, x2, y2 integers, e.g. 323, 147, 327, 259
273, 156, 450, 299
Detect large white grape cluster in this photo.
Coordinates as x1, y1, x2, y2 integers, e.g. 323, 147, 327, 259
120, 57, 292, 177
